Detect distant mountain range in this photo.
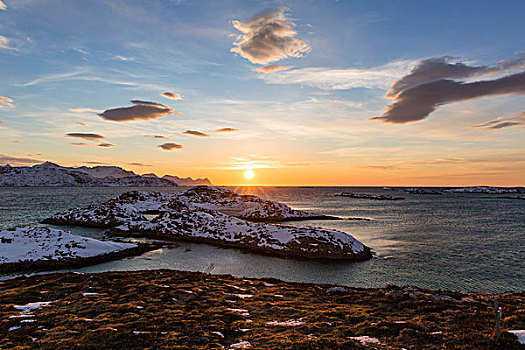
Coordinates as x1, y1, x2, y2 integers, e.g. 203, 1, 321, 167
0, 162, 212, 187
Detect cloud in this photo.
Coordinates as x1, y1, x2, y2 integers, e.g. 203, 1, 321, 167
128, 162, 152, 166
0, 121, 4, 124
27, 153, 43, 156
158, 142, 183, 151
260, 60, 411, 90
386, 55, 525, 97
213, 127, 239, 133
0, 1, 6, 11
0, 35, 18, 51
162, 91, 182, 100
71, 143, 92, 146
256, 65, 293, 73
112, 55, 136, 62
98, 100, 175, 122
0, 96, 15, 108
231, 8, 310, 65
70, 107, 103, 113
83, 161, 110, 165
98, 143, 115, 147
475, 112, 525, 130
182, 130, 210, 137
372, 55, 525, 124
76, 122, 88, 126
0, 154, 42, 166
65, 133, 105, 140
144, 135, 168, 139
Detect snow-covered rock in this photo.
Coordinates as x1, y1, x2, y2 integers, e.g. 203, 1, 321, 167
404, 188, 443, 195
112, 205, 367, 260
177, 186, 335, 221
0, 227, 137, 265
45, 188, 371, 261
445, 186, 521, 194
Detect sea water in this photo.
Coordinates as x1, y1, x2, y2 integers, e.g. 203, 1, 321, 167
1, 186, 523, 292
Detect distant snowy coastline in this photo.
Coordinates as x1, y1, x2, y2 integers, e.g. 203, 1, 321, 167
0, 162, 211, 187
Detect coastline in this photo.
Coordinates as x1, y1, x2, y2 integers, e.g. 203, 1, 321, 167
1, 269, 523, 349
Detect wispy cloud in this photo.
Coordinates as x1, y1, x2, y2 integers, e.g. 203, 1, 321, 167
0, 35, 18, 51
231, 8, 310, 65
0, 154, 42, 166
474, 112, 525, 130
98, 100, 175, 122
256, 65, 293, 74
128, 162, 152, 166
65, 133, 105, 141
182, 130, 210, 137
0, 96, 15, 108
260, 60, 411, 90
71, 142, 92, 146
158, 142, 183, 151
373, 55, 525, 124
70, 107, 103, 113
112, 55, 136, 62
0, 1, 6, 11
161, 91, 182, 100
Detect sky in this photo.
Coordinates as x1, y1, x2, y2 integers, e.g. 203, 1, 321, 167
1, 0, 524, 186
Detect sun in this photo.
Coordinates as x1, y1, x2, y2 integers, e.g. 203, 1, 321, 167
244, 169, 255, 180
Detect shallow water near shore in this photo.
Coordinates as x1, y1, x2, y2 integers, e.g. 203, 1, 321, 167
1, 186, 524, 292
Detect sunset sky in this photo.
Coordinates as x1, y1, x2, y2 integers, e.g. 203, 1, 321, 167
1, 0, 524, 186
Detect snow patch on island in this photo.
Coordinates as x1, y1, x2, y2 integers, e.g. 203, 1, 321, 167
0, 227, 137, 264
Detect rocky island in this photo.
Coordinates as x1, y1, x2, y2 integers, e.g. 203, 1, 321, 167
0, 227, 153, 274
43, 187, 371, 261
335, 193, 405, 200
404, 188, 443, 195
445, 186, 522, 194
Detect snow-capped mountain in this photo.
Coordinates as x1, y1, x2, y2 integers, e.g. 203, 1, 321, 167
75, 166, 137, 179
162, 174, 212, 186
142, 173, 212, 186
0, 163, 176, 187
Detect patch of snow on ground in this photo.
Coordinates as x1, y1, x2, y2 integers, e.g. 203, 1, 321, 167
508, 330, 525, 344
349, 336, 381, 346
229, 340, 252, 349
267, 320, 305, 326
13, 301, 53, 312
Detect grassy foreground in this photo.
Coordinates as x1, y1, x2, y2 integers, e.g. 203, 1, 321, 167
0, 269, 523, 349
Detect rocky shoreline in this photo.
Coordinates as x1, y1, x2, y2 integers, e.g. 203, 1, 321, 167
0, 269, 523, 349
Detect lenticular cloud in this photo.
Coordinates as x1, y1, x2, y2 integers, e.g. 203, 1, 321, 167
98, 100, 175, 122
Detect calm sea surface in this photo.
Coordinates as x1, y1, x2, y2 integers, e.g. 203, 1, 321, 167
1, 186, 524, 292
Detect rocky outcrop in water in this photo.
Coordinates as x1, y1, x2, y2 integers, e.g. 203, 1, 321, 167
335, 192, 405, 200
44, 188, 371, 261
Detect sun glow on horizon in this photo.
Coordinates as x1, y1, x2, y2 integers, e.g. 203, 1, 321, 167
244, 169, 255, 180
